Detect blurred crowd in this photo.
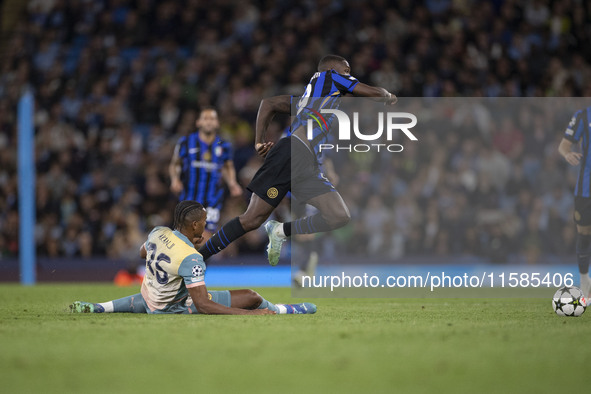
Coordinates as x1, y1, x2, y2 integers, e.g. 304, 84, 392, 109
322, 98, 580, 264
0, 0, 590, 263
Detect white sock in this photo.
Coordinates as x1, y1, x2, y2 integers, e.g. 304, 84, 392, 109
274, 223, 286, 238
275, 304, 288, 314
580, 274, 591, 298
98, 301, 114, 313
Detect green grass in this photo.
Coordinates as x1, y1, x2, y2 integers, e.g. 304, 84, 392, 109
0, 284, 588, 394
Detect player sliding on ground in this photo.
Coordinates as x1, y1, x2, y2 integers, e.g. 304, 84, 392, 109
70, 200, 316, 315
199, 54, 397, 266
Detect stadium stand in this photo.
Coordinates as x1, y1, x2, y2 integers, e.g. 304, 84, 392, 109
1, 0, 590, 266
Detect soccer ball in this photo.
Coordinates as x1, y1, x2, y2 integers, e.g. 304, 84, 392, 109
552, 286, 587, 317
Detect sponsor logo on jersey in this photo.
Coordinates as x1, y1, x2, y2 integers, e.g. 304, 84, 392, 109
191, 160, 219, 170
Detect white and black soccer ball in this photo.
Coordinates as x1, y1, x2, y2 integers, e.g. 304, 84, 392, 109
552, 286, 587, 317
191, 265, 203, 277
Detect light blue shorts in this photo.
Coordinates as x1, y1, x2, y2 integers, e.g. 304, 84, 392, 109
146, 290, 231, 314
186, 290, 231, 314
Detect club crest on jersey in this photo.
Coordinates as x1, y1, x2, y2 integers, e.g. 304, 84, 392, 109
203, 151, 212, 161
267, 187, 279, 199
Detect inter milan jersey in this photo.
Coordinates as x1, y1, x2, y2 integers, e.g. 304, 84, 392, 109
564, 106, 591, 197
290, 70, 359, 157
176, 132, 232, 208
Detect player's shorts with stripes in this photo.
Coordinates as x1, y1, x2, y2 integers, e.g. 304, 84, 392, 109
247, 136, 335, 207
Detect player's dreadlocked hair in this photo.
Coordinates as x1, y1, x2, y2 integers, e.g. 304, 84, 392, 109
318, 54, 346, 71
173, 200, 206, 230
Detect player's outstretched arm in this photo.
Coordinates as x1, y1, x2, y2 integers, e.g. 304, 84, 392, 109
188, 285, 275, 315
558, 138, 582, 166
352, 83, 397, 105
169, 144, 184, 194
255, 95, 291, 157
222, 160, 242, 197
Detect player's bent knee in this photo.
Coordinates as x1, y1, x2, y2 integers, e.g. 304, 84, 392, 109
239, 212, 268, 231
247, 289, 263, 307
327, 210, 351, 229
340, 210, 352, 226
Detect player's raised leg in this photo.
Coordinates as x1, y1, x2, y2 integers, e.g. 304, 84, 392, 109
289, 191, 351, 235
199, 194, 275, 261
266, 191, 350, 265
199, 136, 292, 262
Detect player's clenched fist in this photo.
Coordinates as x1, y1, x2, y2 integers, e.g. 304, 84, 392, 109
564, 151, 582, 166
170, 178, 184, 194
256, 142, 274, 157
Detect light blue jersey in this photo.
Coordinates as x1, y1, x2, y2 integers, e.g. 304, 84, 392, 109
140, 226, 206, 313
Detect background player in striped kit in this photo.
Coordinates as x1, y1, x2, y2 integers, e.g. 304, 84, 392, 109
169, 108, 242, 244
558, 106, 591, 298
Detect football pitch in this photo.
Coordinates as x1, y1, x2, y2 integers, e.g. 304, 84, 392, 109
0, 284, 588, 394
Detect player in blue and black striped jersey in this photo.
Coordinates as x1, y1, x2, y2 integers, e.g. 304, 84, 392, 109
199, 55, 397, 265
169, 108, 242, 242
559, 106, 591, 298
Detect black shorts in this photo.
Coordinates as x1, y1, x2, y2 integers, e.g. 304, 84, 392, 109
574, 196, 591, 226
247, 137, 335, 207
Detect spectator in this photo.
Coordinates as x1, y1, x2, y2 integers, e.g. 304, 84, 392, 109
1, 0, 590, 265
